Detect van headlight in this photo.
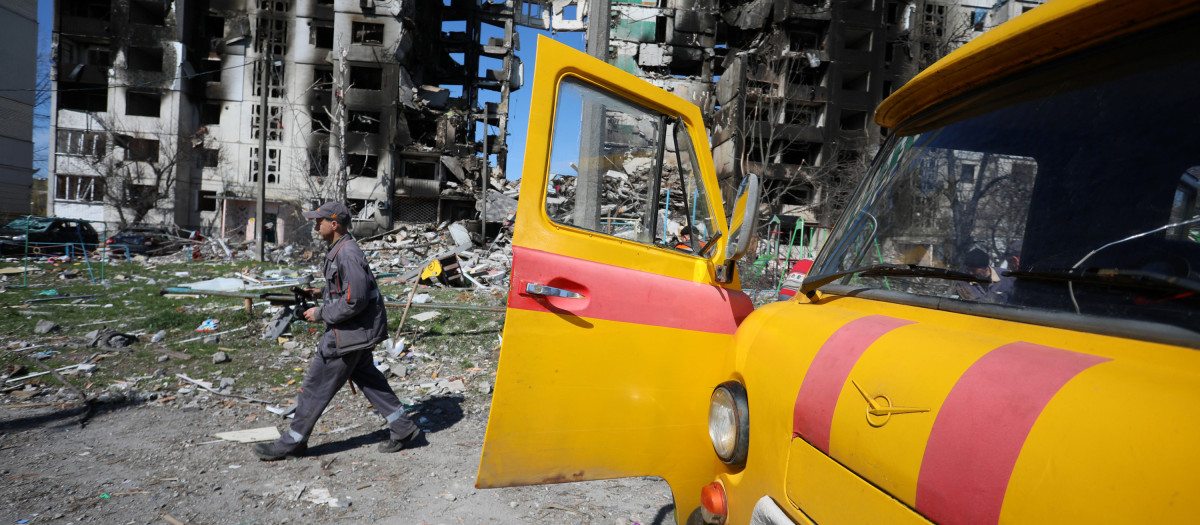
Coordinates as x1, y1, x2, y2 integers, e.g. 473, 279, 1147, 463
708, 381, 749, 466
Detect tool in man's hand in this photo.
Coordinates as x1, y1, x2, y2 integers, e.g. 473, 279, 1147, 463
263, 273, 317, 340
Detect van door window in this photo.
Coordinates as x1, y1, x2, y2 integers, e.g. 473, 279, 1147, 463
546, 77, 717, 254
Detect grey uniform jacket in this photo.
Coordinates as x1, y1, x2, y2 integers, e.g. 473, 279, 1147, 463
314, 235, 388, 357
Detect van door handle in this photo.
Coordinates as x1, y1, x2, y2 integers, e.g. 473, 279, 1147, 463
525, 282, 585, 299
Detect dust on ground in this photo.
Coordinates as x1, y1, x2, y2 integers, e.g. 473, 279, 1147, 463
0, 258, 675, 524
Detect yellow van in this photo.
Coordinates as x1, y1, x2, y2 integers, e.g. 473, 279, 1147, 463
477, 1, 1200, 523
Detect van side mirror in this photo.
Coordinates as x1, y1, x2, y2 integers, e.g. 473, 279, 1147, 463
725, 174, 761, 261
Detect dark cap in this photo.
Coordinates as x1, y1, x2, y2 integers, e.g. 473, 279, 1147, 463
1004, 240, 1023, 258
965, 248, 990, 269
302, 201, 352, 222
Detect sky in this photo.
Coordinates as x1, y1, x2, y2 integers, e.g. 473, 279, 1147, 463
32, 0, 53, 179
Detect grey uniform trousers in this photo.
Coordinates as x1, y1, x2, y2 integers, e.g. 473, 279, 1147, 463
275, 348, 418, 450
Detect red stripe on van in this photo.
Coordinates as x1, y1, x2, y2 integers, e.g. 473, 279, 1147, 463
792, 315, 916, 453
915, 342, 1109, 525
506, 246, 753, 334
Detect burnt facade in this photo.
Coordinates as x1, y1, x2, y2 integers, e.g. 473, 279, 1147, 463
48, 0, 519, 241
537, 0, 1043, 229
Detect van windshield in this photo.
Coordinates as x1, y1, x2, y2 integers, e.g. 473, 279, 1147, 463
808, 32, 1200, 334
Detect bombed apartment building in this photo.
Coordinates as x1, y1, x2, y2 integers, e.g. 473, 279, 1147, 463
48, 0, 519, 242
538, 0, 1042, 234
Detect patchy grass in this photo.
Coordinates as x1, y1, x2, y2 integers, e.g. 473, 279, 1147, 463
1, 258, 509, 404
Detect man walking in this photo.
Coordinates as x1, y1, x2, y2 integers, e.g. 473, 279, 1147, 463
254, 201, 421, 460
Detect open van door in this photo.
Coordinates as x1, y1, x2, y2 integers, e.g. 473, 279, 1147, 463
476, 37, 755, 519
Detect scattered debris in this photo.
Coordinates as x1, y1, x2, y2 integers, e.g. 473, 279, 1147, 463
302, 487, 349, 508
411, 311, 441, 323
33, 320, 60, 334
213, 426, 281, 443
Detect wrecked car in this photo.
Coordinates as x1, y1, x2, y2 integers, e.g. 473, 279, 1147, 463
476, 1, 1200, 524
0, 216, 99, 255
105, 225, 200, 256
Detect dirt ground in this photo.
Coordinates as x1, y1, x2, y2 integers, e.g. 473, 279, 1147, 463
0, 259, 676, 525
0, 387, 675, 525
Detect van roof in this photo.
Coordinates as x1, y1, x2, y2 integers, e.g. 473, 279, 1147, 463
875, 0, 1200, 130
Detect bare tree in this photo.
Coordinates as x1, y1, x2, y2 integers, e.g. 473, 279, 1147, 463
85, 115, 194, 227
732, 27, 870, 228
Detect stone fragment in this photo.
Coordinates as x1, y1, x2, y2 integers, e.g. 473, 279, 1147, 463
34, 320, 60, 334
213, 351, 231, 364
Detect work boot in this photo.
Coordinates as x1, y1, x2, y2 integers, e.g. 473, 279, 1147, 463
253, 441, 307, 461
378, 428, 421, 453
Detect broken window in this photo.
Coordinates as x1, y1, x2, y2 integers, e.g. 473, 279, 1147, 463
201, 148, 220, 167
86, 47, 110, 66
205, 15, 225, 39
127, 183, 156, 201
839, 109, 867, 131
310, 105, 330, 133
198, 190, 218, 212
841, 69, 870, 92
125, 91, 161, 117
311, 23, 333, 49
885, 0, 901, 24
201, 102, 221, 125
248, 147, 281, 183
347, 110, 380, 133
62, 0, 110, 19
789, 31, 820, 52
544, 78, 719, 253
308, 152, 329, 177
126, 47, 163, 72
847, 0, 875, 11
128, 0, 167, 25
251, 104, 284, 141
351, 22, 384, 45
56, 174, 105, 202
785, 104, 823, 127
55, 130, 106, 157
972, 8, 988, 31
58, 83, 107, 112
781, 184, 813, 207
350, 66, 382, 90
844, 28, 873, 52
786, 62, 827, 89
126, 138, 160, 162
346, 154, 378, 178
346, 199, 366, 215
402, 160, 436, 180
196, 58, 222, 82
313, 67, 333, 91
